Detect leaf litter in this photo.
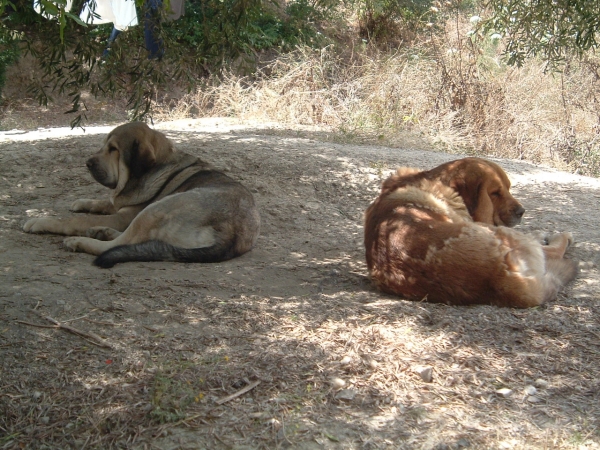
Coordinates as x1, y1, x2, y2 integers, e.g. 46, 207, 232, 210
0, 119, 599, 449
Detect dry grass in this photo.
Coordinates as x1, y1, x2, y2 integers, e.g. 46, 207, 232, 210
153, 15, 600, 177
3, 294, 600, 449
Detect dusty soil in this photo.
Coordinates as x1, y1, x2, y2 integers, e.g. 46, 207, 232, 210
0, 118, 599, 449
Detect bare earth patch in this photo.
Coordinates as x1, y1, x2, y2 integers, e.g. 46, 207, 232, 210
0, 119, 599, 449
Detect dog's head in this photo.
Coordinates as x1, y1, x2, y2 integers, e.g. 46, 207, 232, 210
86, 122, 173, 192
429, 157, 525, 227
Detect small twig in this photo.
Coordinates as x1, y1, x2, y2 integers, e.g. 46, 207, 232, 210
84, 318, 117, 327
216, 380, 261, 405
587, 330, 600, 340
16, 320, 58, 329
213, 433, 229, 447
25, 310, 115, 349
62, 314, 90, 324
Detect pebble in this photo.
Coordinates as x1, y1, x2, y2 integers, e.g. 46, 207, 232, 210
267, 418, 281, 430
414, 365, 433, 383
496, 388, 513, 397
527, 395, 541, 403
524, 385, 537, 396
339, 355, 352, 365
330, 377, 346, 389
496, 388, 512, 397
534, 378, 549, 388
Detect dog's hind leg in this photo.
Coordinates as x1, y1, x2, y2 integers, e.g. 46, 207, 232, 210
62, 195, 223, 265
542, 232, 574, 260
538, 232, 578, 303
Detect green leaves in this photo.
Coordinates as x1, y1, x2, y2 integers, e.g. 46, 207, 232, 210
0, 0, 331, 126
482, 0, 600, 67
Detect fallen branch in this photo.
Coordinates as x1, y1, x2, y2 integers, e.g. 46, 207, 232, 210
16, 320, 56, 329
216, 380, 261, 405
19, 311, 115, 349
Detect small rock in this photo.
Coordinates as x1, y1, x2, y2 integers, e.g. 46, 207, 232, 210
524, 385, 537, 396
40, 416, 50, 425
534, 378, 549, 388
32, 391, 42, 400
527, 395, 541, 403
340, 355, 352, 365
414, 365, 433, 383
496, 388, 513, 397
335, 389, 356, 401
267, 418, 281, 430
330, 377, 346, 389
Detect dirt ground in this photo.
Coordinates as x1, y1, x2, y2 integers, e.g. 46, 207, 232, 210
0, 118, 599, 449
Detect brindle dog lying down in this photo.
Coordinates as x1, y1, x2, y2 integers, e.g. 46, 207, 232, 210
24, 122, 260, 268
364, 157, 577, 307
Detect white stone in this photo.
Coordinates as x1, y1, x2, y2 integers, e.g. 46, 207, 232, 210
414, 365, 433, 383
330, 377, 346, 389
340, 355, 352, 365
496, 388, 513, 397
524, 385, 537, 396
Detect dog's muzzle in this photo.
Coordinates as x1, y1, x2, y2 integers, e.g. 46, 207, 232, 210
86, 157, 116, 189
504, 204, 525, 227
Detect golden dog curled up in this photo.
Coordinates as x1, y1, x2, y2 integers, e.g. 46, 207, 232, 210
23, 122, 260, 268
364, 157, 577, 308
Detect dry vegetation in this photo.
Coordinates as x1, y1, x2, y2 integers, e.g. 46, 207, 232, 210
3, 13, 600, 177
148, 14, 600, 178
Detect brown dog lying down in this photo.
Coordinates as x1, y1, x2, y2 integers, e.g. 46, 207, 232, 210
364, 157, 577, 308
23, 122, 260, 268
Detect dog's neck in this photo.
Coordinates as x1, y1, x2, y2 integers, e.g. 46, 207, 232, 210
112, 152, 209, 209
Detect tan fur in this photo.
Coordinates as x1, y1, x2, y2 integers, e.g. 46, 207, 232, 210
364, 158, 577, 307
23, 122, 260, 267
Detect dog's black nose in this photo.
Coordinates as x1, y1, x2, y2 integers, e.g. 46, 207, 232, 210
86, 159, 94, 170
514, 205, 525, 218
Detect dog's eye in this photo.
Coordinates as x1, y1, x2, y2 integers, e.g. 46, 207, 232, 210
108, 146, 117, 153
491, 190, 501, 198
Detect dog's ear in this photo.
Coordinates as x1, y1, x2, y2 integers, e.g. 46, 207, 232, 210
450, 175, 495, 224
128, 138, 156, 179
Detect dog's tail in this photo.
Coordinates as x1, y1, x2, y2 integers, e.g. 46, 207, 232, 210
93, 240, 236, 268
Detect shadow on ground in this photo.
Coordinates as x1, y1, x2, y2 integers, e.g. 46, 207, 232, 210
0, 123, 599, 449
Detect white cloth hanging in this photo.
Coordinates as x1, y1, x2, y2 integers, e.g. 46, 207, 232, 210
79, 0, 138, 31
34, 0, 139, 31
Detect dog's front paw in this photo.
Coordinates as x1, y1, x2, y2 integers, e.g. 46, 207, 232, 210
85, 226, 121, 241
63, 237, 85, 252
23, 217, 54, 233
70, 199, 91, 212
